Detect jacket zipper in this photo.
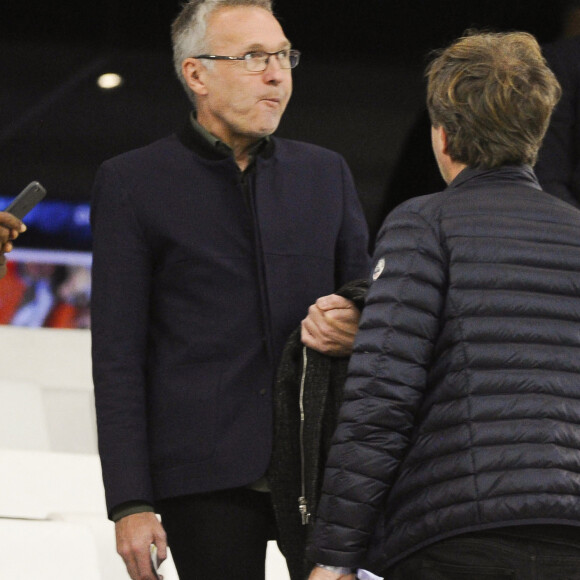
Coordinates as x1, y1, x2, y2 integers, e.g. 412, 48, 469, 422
298, 346, 311, 525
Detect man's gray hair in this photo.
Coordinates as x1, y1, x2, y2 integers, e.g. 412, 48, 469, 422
171, 0, 273, 104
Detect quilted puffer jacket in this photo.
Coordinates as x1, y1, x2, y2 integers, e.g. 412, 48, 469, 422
306, 165, 580, 575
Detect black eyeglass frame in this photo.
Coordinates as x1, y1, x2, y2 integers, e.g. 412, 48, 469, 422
193, 49, 301, 71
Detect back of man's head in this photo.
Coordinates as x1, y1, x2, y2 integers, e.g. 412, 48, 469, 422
426, 31, 561, 169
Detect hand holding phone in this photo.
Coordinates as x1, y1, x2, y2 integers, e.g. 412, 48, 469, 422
4, 181, 47, 219
0, 181, 42, 258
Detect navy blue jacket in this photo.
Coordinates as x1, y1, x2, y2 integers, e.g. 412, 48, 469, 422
307, 165, 580, 574
90, 123, 370, 515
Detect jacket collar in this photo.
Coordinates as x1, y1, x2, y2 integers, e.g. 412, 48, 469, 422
176, 112, 275, 162
448, 165, 542, 191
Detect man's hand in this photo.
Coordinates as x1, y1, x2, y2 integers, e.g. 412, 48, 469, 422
0, 212, 25, 279
308, 566, 356, 580
0, 211, 25, 249
301, 294, 361, 357
115, 512, 167, 580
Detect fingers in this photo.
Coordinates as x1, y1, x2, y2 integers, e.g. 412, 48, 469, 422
301, 296, 361, 357
0, 213, 26, 257
0, 235, 15, 251
0, 212, 25, 244
153, 525, 168, 564
312, 294, 355, 312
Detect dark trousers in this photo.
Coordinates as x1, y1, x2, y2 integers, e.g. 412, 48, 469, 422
383, 526, 580, 580
157, 487, 277, 580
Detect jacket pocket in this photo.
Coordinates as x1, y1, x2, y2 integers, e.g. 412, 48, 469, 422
148, 361, 221, 470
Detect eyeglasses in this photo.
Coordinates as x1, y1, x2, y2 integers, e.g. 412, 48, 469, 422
193, 49, 301, 72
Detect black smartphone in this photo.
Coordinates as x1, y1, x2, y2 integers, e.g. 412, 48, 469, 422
4, 181, 47, 219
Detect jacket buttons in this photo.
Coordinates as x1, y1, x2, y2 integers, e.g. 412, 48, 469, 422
259, 388, 267, 396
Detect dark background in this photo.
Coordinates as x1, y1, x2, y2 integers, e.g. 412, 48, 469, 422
0, 1, 569, 240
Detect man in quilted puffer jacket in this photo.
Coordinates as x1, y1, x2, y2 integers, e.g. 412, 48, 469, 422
306, 30, 580, 580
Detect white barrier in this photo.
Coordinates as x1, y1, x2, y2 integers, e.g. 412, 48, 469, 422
0, 518, 101, 580
0, 449, 105, 519
0, 326, 96, 454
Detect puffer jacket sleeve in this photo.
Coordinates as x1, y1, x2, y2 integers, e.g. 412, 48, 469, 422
306, 202, 447, 568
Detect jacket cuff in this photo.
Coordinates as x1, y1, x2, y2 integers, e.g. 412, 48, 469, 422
111, 501, 155, 522
316, 563, 356, 575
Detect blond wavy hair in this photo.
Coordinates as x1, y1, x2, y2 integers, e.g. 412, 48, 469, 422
426, 31, 561, 168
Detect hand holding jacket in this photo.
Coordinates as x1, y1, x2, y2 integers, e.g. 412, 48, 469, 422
301, 294, 362, 357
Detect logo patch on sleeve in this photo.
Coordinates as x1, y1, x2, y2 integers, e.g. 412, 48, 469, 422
373, 257, 385, 281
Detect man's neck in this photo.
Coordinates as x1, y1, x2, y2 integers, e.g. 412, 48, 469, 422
444, 161, 468, 184
229, 140, 256, 171
194, 114, 263, 171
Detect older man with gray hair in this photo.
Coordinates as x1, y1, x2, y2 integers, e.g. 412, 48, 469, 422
90, 1, 370, 579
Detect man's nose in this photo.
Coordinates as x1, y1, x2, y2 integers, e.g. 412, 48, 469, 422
262, 54, 285, 81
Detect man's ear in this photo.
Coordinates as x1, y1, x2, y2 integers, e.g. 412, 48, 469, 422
438, 125, 450, 155
182, 58, 209, 96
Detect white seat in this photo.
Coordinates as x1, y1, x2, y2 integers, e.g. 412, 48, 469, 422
0, 449, 106, 519
0, 379, 50, 450
0, 326, 97, 454
0, 517, 101, 579
49, 513, 128, 580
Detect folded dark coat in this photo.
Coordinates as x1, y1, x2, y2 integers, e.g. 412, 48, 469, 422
268, 279, 368, 580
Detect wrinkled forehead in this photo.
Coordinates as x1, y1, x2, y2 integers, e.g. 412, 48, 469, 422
205, 5, 290, 54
